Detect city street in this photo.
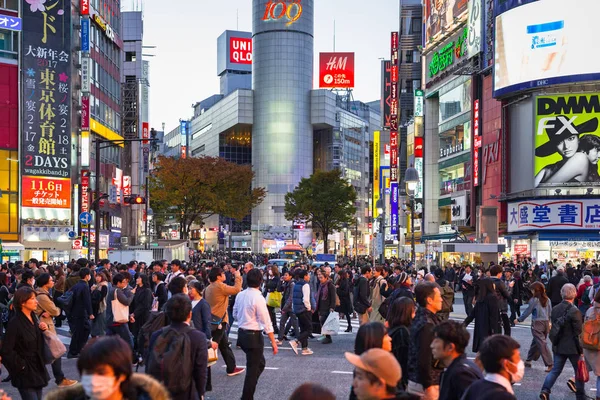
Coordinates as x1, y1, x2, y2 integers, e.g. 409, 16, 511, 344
0, 294, 591, 399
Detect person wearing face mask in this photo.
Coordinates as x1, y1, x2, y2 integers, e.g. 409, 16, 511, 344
461, 335, 522, 399
45, 335, 170, 400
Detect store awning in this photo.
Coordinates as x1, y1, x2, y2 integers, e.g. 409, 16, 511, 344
2, 242, 25, 251
443, 243, 507, 253
420, 233, 456, 242
538, 231, 600, 242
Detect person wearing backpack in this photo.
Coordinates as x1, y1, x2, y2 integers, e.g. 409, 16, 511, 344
539, 283, 587, 400
515, 282, 553, 372
581, 289, 600, 399
577, 275, 594, 316
146, 293, 208, 400
434, 268, 454, 321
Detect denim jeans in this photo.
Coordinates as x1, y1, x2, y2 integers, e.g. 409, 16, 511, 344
106, 323, 134, 352
18, 388, 43, 400
542, 354, 585, 398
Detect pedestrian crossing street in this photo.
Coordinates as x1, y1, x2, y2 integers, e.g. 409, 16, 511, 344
54, 312, 362, 347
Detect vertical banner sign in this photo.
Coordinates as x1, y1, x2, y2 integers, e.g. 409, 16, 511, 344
81, 56, 90, 93
81, 130, 90, 167
80, 0, 89, 15
21, 0, 72, 210
414, 89, 424, 117
390, 182, 399, 236
142, 122, 149, 144
122, 176, 132, 197
390, 32, 399, 183
473, 99, 481, 186
373, 131, 381, 219
114, 168, 122, 203
414, 136, 424, 158
381, 60, 392, 128
467, 0, 482, 56
81, 170, 90, 213
81, 96, 90, 130
142, 122, 150, 171
81, 18, 90, 52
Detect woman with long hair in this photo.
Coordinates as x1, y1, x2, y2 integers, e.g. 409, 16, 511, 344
264, 265, 281, 335
45, 336, 169, 400
516, 281, 553, 371
90, 270, 109, 338
349, 322, 393, 400
463, 278, 500, 352
386, 297, 416, 391
129, 273, 153, 360
52, 265, 66, 328
0, 272, 9, 336
0, 287, 49, 399
336, 270, 354, 332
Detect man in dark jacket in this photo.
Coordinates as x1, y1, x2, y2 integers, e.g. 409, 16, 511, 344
147, 293, 208, 400
316, 268, 337, 344
460, 265, 476, 316
276, 270, 298, 343
539, 283, 586, 400
546, 266, 569, 307
432, 320, 482, 400
461, 335, 520, 400
105, 273, 135, 350
354, 266, 372, 326
490, 265, 512, 336
67, 268, 93, 358
407, 282, 443, 399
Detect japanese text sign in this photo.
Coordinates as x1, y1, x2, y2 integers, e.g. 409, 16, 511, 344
22, 176, 71, 209
391, 182, 399, 235
81, 169, 89, 213
142, 122, 149, 144
473, 99, 481, 186
230, 37, 252, 64
80, 0, 89, 15
319, 52, 355, 89
81, 96, 90, 130
21, 0, 72, 209
508, 199, 600, 232
122, 176, 131, 196
390, 32, 399, 183
81, 18, 90, 52
381, 61, 392, 129
0, 15, 22, 32
414, 136, 424, 158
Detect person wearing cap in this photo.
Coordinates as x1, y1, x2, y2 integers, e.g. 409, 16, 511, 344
534, 115, 598, 187
345, 348, 419, 400
547, 265, 569, 308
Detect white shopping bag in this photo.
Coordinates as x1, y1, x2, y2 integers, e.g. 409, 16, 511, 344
321, 312, 340, 336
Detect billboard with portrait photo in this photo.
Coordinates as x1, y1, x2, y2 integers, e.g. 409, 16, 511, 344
424, 0, 468, 44
534, 93, 600, 188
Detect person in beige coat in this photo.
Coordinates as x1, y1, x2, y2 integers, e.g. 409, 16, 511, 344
581, 290, 600, 399
35, 273, 77, 388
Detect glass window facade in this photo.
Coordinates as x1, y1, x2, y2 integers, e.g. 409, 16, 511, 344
439, 163, 467, 196
439, 80, 472, 123
0, 0, 17, 10
439, 121, 471, 160
219, 126, 251, 165
0, 29, 18, 60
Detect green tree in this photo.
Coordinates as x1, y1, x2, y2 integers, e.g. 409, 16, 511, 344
285, 169, 357, 253
149, 156, 266, 239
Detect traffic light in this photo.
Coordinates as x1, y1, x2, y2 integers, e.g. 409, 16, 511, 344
123, 195, 146, 205
82, 235, 88, 247
292, 223, 305, 230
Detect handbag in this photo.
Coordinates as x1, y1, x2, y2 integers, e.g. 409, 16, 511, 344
266, 291, 282, 308
42, 330, 67, 364
207, 347, 218, 367
321, 312, 340, 336
576, 355, 590, 382
111, 290, 130, 324
210, 311, 227, 332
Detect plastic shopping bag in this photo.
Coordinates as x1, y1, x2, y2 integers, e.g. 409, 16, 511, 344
321, 312, 340, 336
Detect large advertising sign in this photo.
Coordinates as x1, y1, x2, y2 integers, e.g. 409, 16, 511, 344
217, 30, 252, 75
534, 93, 600, 188
319, 52, 355, 89
494, 0, 600, 97
424, 0, 468, 44
373, 131, 381, 219
381, 60, 392, 128
390, 32, 399, 183
508, 199, 600, 232
230, 37, 252, 64
21, 0, 71, 210
473, 100, 481, 186
81, 18, 90, 52
426, 26, 469, 87
390, 182, 398, 236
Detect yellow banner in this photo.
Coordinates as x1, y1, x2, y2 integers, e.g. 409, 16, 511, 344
373, 131, 380, 219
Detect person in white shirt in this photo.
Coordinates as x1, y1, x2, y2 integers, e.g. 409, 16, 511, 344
165, 259, 184, 285
233, 268, 278, 400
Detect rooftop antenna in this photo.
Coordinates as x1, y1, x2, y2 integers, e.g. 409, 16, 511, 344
237, 9, 239, 30
333, 19, 336, 51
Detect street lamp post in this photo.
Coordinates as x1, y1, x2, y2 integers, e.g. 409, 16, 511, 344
404, 166, 420, 268
354, 217, 360, 267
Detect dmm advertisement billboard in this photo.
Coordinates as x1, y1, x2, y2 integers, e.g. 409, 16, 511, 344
494, 0, 600, 97
21, 0, 72, 212
534, 93, 600, 188
424, 0, 468, 44
319, 52, 355, 89
508, 199, 600, 232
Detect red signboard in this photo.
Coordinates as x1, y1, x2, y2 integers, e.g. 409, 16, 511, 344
514, 244, 530, 255
319, 52, 355, 89
414, 137, 423, 158
72, 239, 83, 250
81, 96, 90, 130
181, 146, 187, 159
473, 100, 481, 187
122, 176, 131, 197
81, 169, 89, 213
230, 37, 252, 64
80, 0, 89, 15
142, 122, 149, 144
22, 176, 72, 209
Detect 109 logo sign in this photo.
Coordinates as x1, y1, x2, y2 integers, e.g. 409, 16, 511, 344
263, 0, 302, 26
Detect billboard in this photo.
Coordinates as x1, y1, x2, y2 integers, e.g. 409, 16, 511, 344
373, 131, 381, 219
494, 0, 600, 97
424, 0, 468, 44
381, 60, 392, 128
493, 0, 537, 17
217, 30, 252, 75
81, 18, 90, 52
21, 0, 72, 210
390, 32, 399, 183
390, 182, 398, 236
230, 37, 252, 64
534, 93, 600, 188
319, 52, 355, 89
508, 199, 600, 232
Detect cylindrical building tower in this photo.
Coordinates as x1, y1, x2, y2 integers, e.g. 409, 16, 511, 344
252, 0, 314, 232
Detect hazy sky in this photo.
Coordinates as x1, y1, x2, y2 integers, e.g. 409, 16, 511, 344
138, 0, 401, 132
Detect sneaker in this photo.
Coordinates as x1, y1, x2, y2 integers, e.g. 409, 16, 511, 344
539, 392, 549, 400
567, 378, 576, 393
289, 340, 299, 355
58, 378, 78, 387
322, 336, 332, 344
524, 361, 532, 368
301, 348, 314, 356
275, 339, 284, 345
227, 367, 245, 377
545, 365, 553, 372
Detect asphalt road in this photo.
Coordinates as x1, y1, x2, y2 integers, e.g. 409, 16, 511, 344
0, 294, 594, 399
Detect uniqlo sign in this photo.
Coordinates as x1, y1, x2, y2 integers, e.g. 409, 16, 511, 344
230, 37, 252, 64
80, 0, 89, 15
319, 52, 355, 89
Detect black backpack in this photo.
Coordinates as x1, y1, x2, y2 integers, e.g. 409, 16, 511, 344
549, 303, 573, 346
56, 290, 74, 314
146, 326, 194, 395
378, 288, 401, 319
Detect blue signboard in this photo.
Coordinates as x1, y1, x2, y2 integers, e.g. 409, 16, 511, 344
493, 0, 538, 16
81, 18, 90, 53
0, 15, 22, 32
390, 182, 398, 236
180, 120, 188, 136
316, 254, 336, 262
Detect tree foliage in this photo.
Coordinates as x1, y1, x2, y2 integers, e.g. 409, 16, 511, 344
149, 156, 266, 239
284, 169, 357, 253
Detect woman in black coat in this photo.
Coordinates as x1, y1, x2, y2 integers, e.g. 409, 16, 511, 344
0, 286, 50, 399
129, 274, 153, 359
386, 297, 415, 392
336, 270, 353, 332
464, 278, 501, 352
264, 265, 281, 335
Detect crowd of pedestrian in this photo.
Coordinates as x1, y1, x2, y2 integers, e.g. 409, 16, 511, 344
0, 255, 599, 400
